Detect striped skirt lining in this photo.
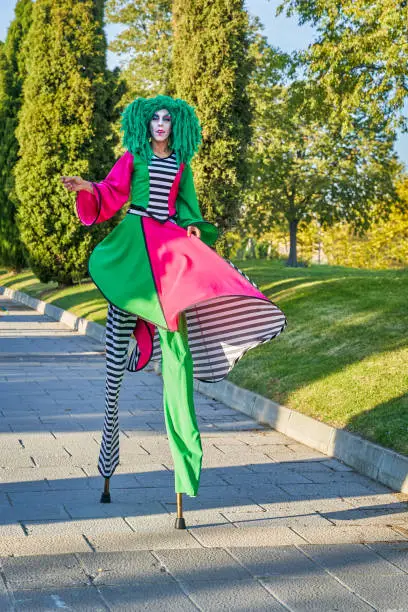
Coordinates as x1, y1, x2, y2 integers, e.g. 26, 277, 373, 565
127, 296, 286, 382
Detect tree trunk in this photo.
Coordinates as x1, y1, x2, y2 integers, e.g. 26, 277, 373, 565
286, 218, 298, 267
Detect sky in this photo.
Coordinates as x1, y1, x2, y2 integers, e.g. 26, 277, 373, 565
0, 0, 407, 168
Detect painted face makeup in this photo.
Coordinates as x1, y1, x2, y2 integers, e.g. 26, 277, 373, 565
149, 108, 172, 143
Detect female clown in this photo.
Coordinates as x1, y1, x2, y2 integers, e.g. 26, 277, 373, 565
61, 95, 287, 528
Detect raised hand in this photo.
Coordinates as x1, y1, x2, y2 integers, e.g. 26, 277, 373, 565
60, 176, 93, 193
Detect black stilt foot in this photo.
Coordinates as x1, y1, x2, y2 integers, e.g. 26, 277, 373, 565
100, 477, 111, 503
174, 517, 186, 529
174, 492, 186, 529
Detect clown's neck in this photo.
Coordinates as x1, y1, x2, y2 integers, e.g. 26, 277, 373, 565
151, 140, 172, 158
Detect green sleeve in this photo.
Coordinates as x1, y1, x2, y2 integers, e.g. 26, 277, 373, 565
175, 164, 219, 247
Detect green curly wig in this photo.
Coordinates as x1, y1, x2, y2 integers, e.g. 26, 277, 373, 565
121, 95, 202, 165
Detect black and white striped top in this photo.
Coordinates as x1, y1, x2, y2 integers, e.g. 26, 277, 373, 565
146, 152, 178, 221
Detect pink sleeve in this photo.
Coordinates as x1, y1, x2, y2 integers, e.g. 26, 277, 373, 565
75, 151, 134, 226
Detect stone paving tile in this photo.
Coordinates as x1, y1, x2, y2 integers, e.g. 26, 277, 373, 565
212, 420, 265, 431
190, 498, 265, 515
121, 428, 164, 438
64, 501, 166, 520
82, 462, 171, 477
189, 525, 306, 548
167, 509, 233, 528
367, 541, 408, 572
285, 443, 328, 458
299, 543, 404, 575
260, 575, 373, 611
236, 431, 302, 445
248, 468, 314, 485
8, 433, 61, 447
320, 506, 408, 526
0, 504, 70, 522
340, 573, 408, 610
299, 543, 408, 610
1, 553, 88, 590
0, 576, 11, 612
225, 510, 334, 530
278, 482, 384, 500
0, 453, 36, 469
0, 471, 51, 493
29, 453, 76, 468
254, 569, 365, 612
6, 419, 50, 434
200, 435, 248, 446
23, 517, 134, 537
100, 583, 197, 611
343, 494, 407, 508
179, 500, 266, 514
85, 473, 141, 490
258, 498, 356, 516
261, 447, 300, 461
237, 483, 296, 505
12, 588, 107, 612
77, 550, 174, 585
155, 548, 251, 582
88, 530, 202, 551
227, 545, 321, 577
292, 524, 407, 544
183, 579, 286, 611
125, 513, 184, 533
294, 470, 378, 484
0, 495, 11, 509
0, 523, 25, 538
200, 454, 280, 468
41, 470, 93, 491
0, 535, 91, 557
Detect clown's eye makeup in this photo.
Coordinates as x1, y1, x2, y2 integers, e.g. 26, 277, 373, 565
152, 113, 171, 121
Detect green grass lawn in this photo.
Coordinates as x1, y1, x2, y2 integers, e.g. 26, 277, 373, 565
1, 261, 407, 455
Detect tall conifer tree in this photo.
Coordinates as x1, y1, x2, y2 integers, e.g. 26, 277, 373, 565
0, 0, 32, 270
106, 0, 172, 101
15, 0, 122, 284
171, 0, 252, 254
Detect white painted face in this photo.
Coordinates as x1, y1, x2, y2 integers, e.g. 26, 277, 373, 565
149, 108, 172, 143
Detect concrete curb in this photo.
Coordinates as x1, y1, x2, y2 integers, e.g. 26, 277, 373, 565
2, 284, 408, 494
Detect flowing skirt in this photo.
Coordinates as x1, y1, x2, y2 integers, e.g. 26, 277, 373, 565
89, 212, 287, 382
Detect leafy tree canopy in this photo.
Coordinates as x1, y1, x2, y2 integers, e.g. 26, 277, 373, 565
278, 0, 408, 138
106, 0, 172, 101
242, 31, 404, 265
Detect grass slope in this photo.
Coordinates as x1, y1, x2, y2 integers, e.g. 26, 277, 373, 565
229, 261, 408, 455
1, 262, 407, 455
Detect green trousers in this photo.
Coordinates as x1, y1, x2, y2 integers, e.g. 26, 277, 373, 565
157, 314, 203, 496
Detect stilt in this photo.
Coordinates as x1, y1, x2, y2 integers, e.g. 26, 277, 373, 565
100, 477, 111, 503
174, 492, 186, 529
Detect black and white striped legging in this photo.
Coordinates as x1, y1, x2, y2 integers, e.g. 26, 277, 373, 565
98, 303, 137, 478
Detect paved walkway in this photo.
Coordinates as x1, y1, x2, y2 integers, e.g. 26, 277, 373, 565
0, 293, 408, 611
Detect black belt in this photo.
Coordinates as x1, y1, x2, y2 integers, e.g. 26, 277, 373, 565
126, 206, 177, 225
